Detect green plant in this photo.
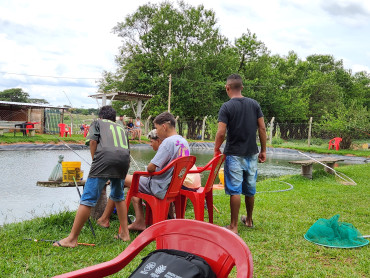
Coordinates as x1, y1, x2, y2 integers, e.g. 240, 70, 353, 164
205, 116, 218, 140
271, 136, 284, 145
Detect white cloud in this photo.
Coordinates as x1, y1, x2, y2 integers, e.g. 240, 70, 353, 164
0, 0, 369, 108
351, 64, 370, 73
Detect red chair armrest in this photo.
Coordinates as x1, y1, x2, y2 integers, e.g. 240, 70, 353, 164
188, 154, 224, 174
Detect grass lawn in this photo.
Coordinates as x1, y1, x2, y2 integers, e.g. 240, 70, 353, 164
272, 139, 369, 158
0, 163, 369, 277
0, 132, 149, 145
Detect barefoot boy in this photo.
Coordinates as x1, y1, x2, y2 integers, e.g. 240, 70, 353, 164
54, 105, 130, 247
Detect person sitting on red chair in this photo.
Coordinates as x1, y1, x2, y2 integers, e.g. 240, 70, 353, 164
97, 128, 200, 228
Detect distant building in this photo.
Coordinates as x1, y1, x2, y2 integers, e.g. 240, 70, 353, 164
0, 101, 69, 134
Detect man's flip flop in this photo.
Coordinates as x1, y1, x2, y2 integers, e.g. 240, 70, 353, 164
114, 234, 122, 240
54, 240, 62, 246
240, 215, 254, 228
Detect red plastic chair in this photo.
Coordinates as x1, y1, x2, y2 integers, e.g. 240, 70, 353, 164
58, 123, 71, 137
26, 122, 40, 136
179, 154, 225, 223
53, 219, 253, 278
83, 125, 90, 138
328, 137, 342, 151
123, 155, 196, 229
25, 123, 33, 136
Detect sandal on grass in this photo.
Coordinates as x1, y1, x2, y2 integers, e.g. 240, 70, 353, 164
240, 215, 254, 228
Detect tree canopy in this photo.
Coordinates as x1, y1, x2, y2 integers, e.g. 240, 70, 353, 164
99, 1, 369, 144
0, 88, 49, 104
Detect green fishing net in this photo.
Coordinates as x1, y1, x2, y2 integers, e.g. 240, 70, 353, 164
48, 155, 64, 181
304, 214, 369, 248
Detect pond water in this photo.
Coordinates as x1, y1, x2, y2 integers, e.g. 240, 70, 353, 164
0, 146, 363, 226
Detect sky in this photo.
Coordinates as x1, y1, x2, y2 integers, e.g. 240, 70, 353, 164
0, 0, 369, 108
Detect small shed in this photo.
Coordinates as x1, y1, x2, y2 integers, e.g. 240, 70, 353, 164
0, 101, 69, 134
89, 92, 153, 118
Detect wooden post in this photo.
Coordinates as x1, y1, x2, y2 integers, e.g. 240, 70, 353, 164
168, 74, 172, 112
201, 116, 207, 141
27, 108, 31, 122
145, 115, 152, 135
102, 94, 107, 106
41, 108, 45, 134
137, 99, 143, 119
175, 116, 179, 134
60, 109, 64, 124
69, 111, 73, 135
307, 117, 313, 147
269, 117, 275, 145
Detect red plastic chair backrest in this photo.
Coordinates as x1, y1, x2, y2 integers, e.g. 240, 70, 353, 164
163, 155, 197, 199
58, 123, 67, 131
155, 219, 253, 277
189, 154, 225, 193
129, 155, 196, 198
53, 219, 253, 278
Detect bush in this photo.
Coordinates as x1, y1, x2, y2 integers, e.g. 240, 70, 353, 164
315, 101, 369, 149
272, 137, 284, 145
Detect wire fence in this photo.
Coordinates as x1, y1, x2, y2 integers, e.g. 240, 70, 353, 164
0, 108, 368, 144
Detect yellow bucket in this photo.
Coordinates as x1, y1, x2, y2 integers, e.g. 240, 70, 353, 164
62, 161, 82, 182
218, 168, 224, 185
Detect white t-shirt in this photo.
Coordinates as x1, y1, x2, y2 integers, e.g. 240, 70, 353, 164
148, 134, 190, 199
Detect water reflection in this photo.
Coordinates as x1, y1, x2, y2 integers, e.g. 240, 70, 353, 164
0, 147, 357, 225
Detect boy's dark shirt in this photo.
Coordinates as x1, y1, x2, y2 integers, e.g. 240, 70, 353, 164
86, 119, 130, 179
218, 97, 263, 157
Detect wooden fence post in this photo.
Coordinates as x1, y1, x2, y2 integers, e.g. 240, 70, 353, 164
201, 116, 207, 141
269, 117, 275, 145
307, 117, 313, 147
145, 115, 152, 135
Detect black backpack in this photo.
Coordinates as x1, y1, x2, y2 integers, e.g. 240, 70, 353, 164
129, 249, 216, 278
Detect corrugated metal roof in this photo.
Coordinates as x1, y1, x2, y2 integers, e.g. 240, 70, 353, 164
0, 101, 68, 109
89, 92, 153, 101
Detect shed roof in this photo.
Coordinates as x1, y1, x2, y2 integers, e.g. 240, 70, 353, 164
0, 101, 68, 109
89, 92, 153, 101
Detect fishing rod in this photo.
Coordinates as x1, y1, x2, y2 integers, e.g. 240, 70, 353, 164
130, 153, 141, 170
45, 125, 142, 170
24, 238, 95, 246
44, 127, 92, 166
298, 151, 357, 185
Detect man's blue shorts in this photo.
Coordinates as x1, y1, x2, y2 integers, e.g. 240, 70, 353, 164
80, 177, 125, 207
224, 154, 258, 196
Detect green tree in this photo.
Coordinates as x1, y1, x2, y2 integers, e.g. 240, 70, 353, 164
0, 88, 30, 102
29, 98, 49, 104
0, 88, 49, 104
235, 29, 269, 71
100, 1, 234, 138
351, 71, 370, 109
